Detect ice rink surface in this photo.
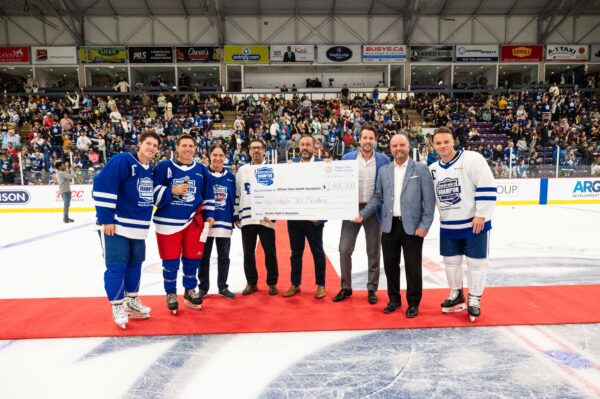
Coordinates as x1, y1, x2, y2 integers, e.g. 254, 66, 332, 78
1, 204, 599, 398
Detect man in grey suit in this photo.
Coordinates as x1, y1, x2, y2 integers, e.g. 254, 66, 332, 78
355, 134, 435, 317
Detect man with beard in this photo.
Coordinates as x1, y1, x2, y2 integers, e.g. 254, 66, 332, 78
283, 135, 328, 299
334, 125, 389, 305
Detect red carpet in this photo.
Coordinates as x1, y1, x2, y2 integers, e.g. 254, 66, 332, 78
1, 222, 599, 340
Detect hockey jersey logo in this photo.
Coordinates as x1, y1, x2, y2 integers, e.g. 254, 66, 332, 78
137, 177, 154, 205
213, 184, 228, 208
255, 167, 274, 186
173, 177, 196, 202
437, 177, 462, 205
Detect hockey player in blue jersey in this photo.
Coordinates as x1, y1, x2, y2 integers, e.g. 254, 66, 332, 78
153, 134, 215, 314
198, 142, 237, 299
429, 127, 496, 322
93, 129, 161, 329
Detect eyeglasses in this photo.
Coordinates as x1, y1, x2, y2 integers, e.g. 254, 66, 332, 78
249, 146, 264, 150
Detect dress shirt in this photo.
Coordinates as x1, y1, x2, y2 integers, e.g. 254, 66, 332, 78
393, 158, 408, 217
357, 150, 376, 203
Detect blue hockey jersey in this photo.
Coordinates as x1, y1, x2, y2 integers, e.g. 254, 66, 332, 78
152, 160, 215, 235
93, 152, 154, 240
207, 169, 236, 238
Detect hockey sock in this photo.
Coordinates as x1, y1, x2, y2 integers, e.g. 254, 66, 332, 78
466, 257, 488, 297
443, 256, 464, 290
163, 259, 180, 294
104, 263, 126, 302
124, 262, 142, 294
182, 257, 200, 290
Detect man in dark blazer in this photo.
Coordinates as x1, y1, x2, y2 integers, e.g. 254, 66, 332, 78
283, 46, 296, 62
356, 133, 435, 317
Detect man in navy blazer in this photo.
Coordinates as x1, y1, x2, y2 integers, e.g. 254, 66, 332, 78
334, 125, 390, 305
356, 133, 435, 317
283, 135, 328, 299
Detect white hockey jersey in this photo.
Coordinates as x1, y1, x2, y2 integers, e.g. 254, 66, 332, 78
429, 150, 496, 239
235, 162, 276, 229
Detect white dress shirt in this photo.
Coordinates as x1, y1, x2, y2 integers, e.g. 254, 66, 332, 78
358, 151, 376, 204
393, 158, 408, 217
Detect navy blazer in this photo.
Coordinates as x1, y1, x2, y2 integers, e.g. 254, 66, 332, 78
360, 158, 435, 235
292, 156, 325, 226
342, 150, 390, 223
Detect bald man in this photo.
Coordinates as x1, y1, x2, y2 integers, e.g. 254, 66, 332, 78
356, 133, 435, 318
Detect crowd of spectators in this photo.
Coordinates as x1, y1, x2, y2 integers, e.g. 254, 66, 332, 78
1, 82, 599, 186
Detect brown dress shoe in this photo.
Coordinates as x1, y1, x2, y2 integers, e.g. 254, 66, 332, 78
283, 285, 301, 297
241, 284, 257, 296
315, 285, 326, 299
268, 285, 279, 295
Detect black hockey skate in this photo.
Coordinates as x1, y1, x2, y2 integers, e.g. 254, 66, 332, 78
184, 289, 203, 310
166, 293, 179, 314
441, 289, 467, 314
468, 294, 481, 322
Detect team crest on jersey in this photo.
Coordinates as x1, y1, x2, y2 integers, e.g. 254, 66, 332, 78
137, 177, 154, 205
213, 184, 228, 207
173, 177, 196, 202
255, 167, 274, 186
437, 178, 462, 205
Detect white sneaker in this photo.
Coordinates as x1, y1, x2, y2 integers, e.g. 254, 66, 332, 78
112, 303, 128, 329
124, 296, 151, 319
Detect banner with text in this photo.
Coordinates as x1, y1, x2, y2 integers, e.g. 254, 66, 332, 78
270, 45, 315, 62
545, 44, 589, 61
362, 45, 406, 63
317, 45, 362, 63
79, 47, 127, 63
410, 46, 453, 62
0, 185, 94, 212
547, 178, 600, 204
455, 45, 499, 62
31, 46, 77, 64
592, 45, 600, 62
176, 47, 220, 62
128, 47, 173, 63
223, 46, 269, 63
0, 47, 29, 63
500, 45, 543, 62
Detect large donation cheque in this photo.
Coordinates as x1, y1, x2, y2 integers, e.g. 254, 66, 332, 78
249, 161, 359, 220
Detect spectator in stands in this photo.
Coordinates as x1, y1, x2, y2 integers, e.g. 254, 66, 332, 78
113, 77, 130, 93
76, 130, 92, 152
0, 152, 15, 184
1, 128, 20, 150
592, 156, 600, 176
67, 91, 81, 112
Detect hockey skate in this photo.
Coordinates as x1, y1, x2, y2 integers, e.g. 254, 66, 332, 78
123, 296, 151, 319
166, 293, 179, 314
441, 289, 467, 313
468, 294, 481, 322
184, 288, 203, 310
112, 303, 128, 329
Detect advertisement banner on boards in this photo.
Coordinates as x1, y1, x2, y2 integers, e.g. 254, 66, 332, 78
317, 45, 362, 63
546, 178, 600, 204
31, 46, 77, 64
176, 47, 220, 62
223, 46, 269, 63
79, 47, 127, 63
545, 44, 589, 61
362, 45, 406, 63
270, 45, 315, 62
500, 45, 543, 62
0, 47, 29, 63
0, 185, 94, 212
410, 45, 453, 62
128, 47, 173, 63
592, 45, 600, 62
455, 45, 499, 62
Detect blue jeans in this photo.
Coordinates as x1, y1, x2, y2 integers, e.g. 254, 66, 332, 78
61, 191, 71, 220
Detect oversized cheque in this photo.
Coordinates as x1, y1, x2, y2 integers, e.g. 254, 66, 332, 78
249, 160, 358, 220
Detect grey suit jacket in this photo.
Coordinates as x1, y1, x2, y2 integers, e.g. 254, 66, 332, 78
360, 158, 435, 235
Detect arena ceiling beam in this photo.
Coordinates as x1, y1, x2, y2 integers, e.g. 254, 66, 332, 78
539, 0, 586, 43
404, 0, 424, 45
28, 0, 85, 45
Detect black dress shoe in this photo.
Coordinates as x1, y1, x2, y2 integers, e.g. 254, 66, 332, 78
198, 288, 208, 299
219, 288, 236, 299
368, 290, 377, 305
332, 288, 352, 302
383, 301, 400, 314
406, 305, 419, 318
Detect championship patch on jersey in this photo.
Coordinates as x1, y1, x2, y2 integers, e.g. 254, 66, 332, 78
137, 177, 154, 205
255, 167, 274, 186
437, 178, 461, 205
173, 177, 196, 202
213, 184, 228, 207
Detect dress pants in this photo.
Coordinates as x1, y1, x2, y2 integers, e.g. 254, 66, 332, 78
241, 224, 279, 286
339, 208, 381, 291
381, 217, 423, 307
198, 236, 232, 291
287, 221, 326, 287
